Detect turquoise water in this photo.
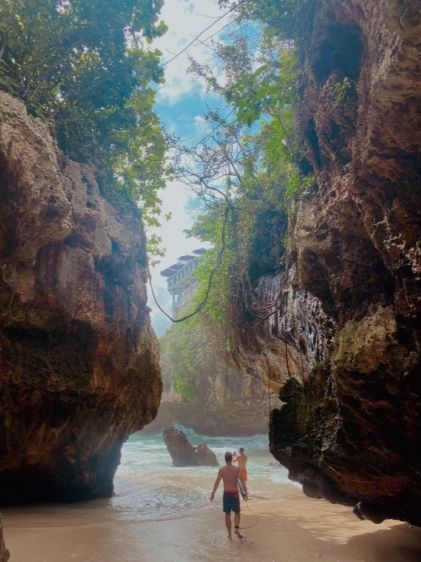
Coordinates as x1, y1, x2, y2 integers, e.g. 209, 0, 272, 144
113, 427, 297, 521
2, 428, 299, 562
2, 428, 296, 527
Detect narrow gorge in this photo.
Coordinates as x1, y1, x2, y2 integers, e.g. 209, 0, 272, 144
0, 0, 420, 559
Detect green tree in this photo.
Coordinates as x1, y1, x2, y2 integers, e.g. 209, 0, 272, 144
174, 5, 314, 325
0, 0, 169, 224
219, 0, 317, 41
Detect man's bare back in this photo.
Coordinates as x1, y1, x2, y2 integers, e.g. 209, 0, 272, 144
218, 464, 240, 492
210, 451, 248, 540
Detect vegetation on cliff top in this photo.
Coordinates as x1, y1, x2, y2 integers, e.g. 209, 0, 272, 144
0, 0, 168, 226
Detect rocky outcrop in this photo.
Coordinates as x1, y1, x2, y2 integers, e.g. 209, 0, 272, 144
234, 1, 421, 524
0, 92, 161, 504
196, 443, 219, 467
0, 518, 8, 562
163, 426, 218, 467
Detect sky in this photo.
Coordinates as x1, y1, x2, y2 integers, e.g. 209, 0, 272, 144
147, 0, 230, 336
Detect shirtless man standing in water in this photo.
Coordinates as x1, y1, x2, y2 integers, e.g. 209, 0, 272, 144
210, 451, 248, 540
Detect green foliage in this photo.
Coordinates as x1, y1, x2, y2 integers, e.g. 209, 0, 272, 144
175, 376, 196, 402
0, 0, 169, 228
333, 77, 352, 103
160, 319, 209, 401
219, 0, 317, 42
180, 2, 316, 325
189, 209, 235, 325
160, 316, 231, 403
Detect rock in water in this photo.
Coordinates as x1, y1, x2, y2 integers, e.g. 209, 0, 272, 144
163, 427, 199, 466
196, 444, 219, 467
0, 517, 9, 561
0, 93, 161, 504
163, 426, 218, 467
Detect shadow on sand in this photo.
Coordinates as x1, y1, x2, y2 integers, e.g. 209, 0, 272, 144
347, 523, 421, 562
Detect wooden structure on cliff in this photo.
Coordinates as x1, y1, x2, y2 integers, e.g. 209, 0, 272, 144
160, 248, 206, 318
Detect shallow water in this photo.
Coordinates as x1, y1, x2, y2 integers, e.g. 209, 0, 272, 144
114, 429, 295, 521
2, 428, 298, 561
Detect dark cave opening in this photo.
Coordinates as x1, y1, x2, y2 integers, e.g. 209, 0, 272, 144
312, 23, 364, 85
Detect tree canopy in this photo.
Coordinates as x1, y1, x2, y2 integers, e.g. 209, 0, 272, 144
0, 0, 168, 224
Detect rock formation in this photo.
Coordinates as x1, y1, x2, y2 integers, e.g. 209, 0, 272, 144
0, 518, 8, 562
163, 426, 218, 467
0, 92, 161, 504
232, 1, 421, 524
196, 444, 219, 467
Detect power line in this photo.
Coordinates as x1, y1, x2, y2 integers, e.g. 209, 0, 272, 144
163, 2, 243, 67
147, 206, 231, 323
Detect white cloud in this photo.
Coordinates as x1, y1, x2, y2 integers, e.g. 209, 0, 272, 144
193, 114, 208, 133
155, 0, 226, 104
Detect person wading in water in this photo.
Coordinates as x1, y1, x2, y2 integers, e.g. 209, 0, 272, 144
210, 451, 248, 540
233, 447, 248, 485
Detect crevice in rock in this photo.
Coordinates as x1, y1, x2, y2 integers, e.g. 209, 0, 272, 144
311, 22, 364, 85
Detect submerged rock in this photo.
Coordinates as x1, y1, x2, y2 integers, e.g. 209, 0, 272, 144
0, 92, 161, 504
163, 426, 199, 466
163, 426, 218, 467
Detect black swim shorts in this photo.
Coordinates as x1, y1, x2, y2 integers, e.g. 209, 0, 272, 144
223, 491, 240, 514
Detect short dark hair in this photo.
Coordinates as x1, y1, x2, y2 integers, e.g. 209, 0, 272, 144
239, 448, 244, 453
225, 451, 233, 462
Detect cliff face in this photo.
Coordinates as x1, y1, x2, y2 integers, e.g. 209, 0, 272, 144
0, 93, 161, 503
234, 1, 421, 524
148, 321, 274, 436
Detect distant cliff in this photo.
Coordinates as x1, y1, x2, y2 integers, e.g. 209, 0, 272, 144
148, 319, 277, 436
231, 0, 421, 524
0, 92, 161, 503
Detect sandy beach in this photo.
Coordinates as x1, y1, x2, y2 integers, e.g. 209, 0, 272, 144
2, 433, 421, 562
3, 491, 421, 562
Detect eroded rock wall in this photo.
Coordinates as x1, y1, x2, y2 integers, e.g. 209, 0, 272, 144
0, 92, 161, 503
234, 1, 421, 524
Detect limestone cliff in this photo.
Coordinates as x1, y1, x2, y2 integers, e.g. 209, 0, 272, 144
147, 321, 275, 436
233, 1, 421, 524
0, 92, 161, 503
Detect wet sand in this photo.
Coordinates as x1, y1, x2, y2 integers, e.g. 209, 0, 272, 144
3, 490, 421, 562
